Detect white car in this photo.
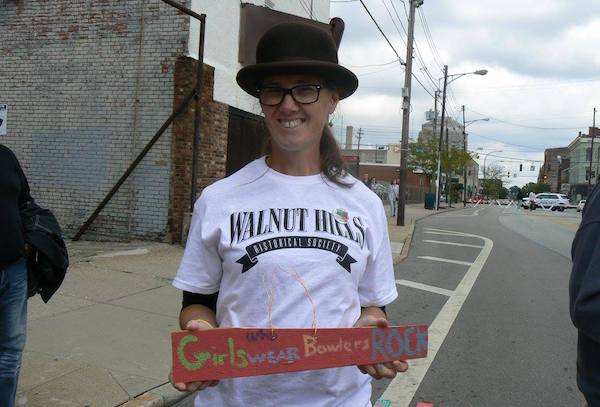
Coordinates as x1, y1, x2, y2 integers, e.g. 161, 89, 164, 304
577, 200, 586, 212
533, 193, 570, 211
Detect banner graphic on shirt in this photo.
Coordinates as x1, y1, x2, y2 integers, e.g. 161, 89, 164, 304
236, 235, 357, 273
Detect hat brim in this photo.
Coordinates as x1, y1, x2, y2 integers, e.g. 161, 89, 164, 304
236, 60, 358, 100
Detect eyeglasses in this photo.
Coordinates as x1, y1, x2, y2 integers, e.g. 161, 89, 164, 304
258, 84, 323, 106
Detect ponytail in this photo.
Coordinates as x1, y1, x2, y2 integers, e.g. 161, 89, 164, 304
319, 126, 352, 187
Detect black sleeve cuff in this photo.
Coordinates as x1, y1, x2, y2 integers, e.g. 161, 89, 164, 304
182, 291, 219, 313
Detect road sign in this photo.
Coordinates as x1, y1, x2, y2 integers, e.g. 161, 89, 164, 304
0, 104, 6, 136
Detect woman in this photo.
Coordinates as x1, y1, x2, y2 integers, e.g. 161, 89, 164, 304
171, 22, 406, 406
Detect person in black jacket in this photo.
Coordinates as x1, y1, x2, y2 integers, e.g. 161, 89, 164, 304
570, 182, 600, 407
0, 144, 31, 407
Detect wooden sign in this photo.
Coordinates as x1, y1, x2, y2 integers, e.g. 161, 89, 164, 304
171, 325, 428, 382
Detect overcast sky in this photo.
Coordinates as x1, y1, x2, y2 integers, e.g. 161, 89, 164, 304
328, 0, 600, 187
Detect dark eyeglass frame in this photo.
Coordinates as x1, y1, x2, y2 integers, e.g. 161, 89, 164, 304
258, 84, 323, 106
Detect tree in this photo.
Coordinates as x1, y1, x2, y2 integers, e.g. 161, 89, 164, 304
498, 187, 509, 199
509, 185, 523, 200
522, 181, 550, 195
409, 130, 475, 195
482, 163, 504, 198
408, 132, 439, 180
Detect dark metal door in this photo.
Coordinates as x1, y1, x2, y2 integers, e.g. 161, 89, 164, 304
226, 106, 268, 176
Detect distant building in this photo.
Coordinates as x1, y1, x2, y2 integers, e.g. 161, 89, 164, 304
357, 163, 431, 203
464, 157, 480, 198
567, 128, 600, 200
418, 111, 465, 150
538, 147, 569, 193
340, 145, 389, 165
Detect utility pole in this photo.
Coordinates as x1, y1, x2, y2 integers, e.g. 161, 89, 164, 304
432, 91, 439, 140
397, 0, 423, 226
435, 65, 448, 210
432, 90, 439, 197
589, 107, 596, 196
445, 126, 451, 207
357, 127, 363, 178
462, 105, 467, 206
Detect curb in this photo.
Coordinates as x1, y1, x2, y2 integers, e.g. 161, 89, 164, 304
394, 224, 414, 264
119, 383, 189, 407
392, 205, 464, 265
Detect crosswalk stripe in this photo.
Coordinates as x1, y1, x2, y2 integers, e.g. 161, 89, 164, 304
423, 239, 484, 249
416, 255, 473, 266
395, 279, 454, 297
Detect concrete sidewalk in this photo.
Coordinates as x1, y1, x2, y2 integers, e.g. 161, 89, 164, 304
16, 203, 438, 407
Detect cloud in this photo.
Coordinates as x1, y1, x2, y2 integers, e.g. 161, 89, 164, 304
329, 0, 599, 187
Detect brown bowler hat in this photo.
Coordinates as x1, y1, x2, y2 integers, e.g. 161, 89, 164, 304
236, 21, 358, 100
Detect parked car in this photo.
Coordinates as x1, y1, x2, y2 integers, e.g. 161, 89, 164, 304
577, 200, 586, 212
533, 193, 570, 211
522, 197, 531, 209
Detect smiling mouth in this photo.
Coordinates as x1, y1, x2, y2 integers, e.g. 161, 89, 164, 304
279, 119, 304, 129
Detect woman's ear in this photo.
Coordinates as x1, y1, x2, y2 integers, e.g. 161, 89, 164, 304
329, 92, 340, 114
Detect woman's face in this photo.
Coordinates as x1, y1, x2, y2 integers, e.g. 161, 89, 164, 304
260, 74, 338, 157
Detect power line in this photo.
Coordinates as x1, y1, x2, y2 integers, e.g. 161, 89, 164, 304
358, 0, 404, 63
397, 0, 440, 89
468, 131, 545, 151
380, 0, 407, 47
382, 0, 439, 93
466, 108, 588, 130
357, 0, 434, 98
417, 7, 445, 72
355, 63, 403, 77
411, 73, 435, 98
485, 153, 544, 162
342, 58, 401, 68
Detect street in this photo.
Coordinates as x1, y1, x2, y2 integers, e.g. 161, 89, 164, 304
374, 205, 582, 406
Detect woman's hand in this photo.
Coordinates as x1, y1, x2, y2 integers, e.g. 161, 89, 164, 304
354, 315, 409, 380
169, 319, 220, 392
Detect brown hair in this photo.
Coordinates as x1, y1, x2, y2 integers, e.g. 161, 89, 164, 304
319, 125, 352, 187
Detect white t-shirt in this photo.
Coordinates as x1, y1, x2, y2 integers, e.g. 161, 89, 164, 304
173, 157, 398, 407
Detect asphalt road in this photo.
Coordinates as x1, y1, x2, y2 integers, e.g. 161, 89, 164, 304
374, 205, 583, 407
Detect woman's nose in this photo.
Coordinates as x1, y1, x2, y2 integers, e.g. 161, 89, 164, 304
279, 93, 299, 112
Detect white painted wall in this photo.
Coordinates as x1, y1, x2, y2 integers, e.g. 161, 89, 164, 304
188, 0, 330, 115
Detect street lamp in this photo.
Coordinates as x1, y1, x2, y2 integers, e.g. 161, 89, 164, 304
478, 147, 502, 201
435, 66, 487, 210
557, 155, 563, 193
461, 111, 489, 205
465, 118, 490, 126
481, 149, 502, 198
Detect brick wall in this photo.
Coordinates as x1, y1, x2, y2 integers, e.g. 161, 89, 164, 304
0, 0, 191, 240
169, 57, 228, 243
